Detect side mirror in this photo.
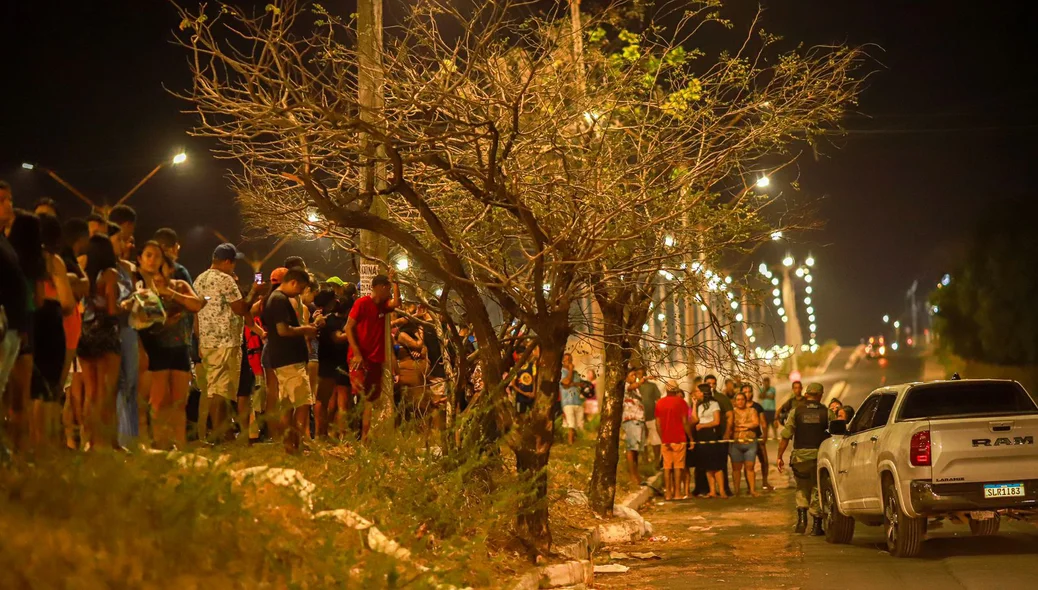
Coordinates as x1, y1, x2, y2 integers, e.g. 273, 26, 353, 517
829, 420, 847, 436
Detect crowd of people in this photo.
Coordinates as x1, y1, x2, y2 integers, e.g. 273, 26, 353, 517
616, 370, 856, 503
0, 182, 455, 456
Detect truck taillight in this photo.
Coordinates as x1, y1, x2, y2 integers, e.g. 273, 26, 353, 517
910, 430, 931, 466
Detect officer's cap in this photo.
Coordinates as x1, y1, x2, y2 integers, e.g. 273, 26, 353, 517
805, 382, 824, 396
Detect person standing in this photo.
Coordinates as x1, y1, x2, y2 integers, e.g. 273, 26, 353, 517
262, 268, 318, 453
655, 379, 692, 500
508, 343, 538, 414
690, 383, 727, 498
0, 182, 30, 399
30, 213, 77, 448
776, 379, 804, 431
776, 382, 831, 535
741, 382, 773, 491
345, 272, 400, 442
76, 234, 123, 449
194, 243, 264, 442
759, 376, 777, 439
6, 211, 51, 450
707, 374, 735, 496
107, 206, 141, 446
621, 368, 647, 487
559, 353, 583, 444
636, 368, 662, 467
730, 390, 762, 497
152, 228, 192, 284
312, 288, 349, 439
135, 242, 204, 448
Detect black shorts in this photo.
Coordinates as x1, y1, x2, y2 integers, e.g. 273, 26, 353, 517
318, 364, 351, 387
30, 301, 66, 402
147, 345, 192, 372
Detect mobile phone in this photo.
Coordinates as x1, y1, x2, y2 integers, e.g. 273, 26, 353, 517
254, 272, 263, 284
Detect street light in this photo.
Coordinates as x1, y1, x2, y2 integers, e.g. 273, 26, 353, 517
395, 256, 410, 271
782, 256, 794, 267
756, 175, 771, 189
893, 320, 901, 329
21, 162, 34, 170
805, 256, 815, 267
770, 230, 783, 241
882, 315, 890, 324
172, 152, 188, 165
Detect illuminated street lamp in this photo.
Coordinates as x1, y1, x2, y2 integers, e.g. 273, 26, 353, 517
22, 150, 189, 218
882, 314, 890, 324
782, 256, 795, 267
770, 230, 783, 241
395, 256, 410, 271
756, 175, 771, 189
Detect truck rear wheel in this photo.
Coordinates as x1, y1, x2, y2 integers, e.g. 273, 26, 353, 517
883, 480, 925, 557
968, 514, 1001, 536
821, 473, 855, 544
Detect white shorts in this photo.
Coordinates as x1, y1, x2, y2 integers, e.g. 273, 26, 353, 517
645, 419, 662, 446
562, 404, 584, 429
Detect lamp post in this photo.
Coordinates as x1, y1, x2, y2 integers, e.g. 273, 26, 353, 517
23, 152, 187, 218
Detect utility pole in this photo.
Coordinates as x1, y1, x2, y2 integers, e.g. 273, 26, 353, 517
907, 280, 918, 347
357, 0, 393, 428
780, 266, 804, 372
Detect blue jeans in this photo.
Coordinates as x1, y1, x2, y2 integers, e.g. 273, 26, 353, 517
116, 325, 139, 445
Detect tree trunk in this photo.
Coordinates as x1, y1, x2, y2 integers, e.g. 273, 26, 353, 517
588, 300, 631, 516
512, 331, 566, 557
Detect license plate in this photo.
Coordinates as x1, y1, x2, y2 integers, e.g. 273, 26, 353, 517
983, 483, 1025, 498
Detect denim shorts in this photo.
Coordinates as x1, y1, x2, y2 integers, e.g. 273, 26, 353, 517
729, 441, 758, 463
622, 420, 645, 453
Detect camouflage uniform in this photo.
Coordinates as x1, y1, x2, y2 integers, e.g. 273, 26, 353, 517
781, 404, 837, 517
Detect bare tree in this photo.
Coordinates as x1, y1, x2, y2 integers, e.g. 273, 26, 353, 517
176, 0, 865, 553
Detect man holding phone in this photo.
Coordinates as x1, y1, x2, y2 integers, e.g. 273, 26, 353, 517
194, 243, 266, 441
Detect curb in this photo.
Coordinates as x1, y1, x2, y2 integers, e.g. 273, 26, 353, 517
513, 471, 663, 589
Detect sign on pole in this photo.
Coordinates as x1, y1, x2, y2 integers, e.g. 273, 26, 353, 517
359, 262, 380, 296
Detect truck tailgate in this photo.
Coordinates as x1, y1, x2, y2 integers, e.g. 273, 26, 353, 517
931, 416, 1038, 483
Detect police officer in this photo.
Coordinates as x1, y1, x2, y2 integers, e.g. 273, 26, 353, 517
776, 382, 833, 535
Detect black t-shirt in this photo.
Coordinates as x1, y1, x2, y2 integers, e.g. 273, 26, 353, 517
317, 313, 349, 374
424, 323, 446, 379
0, 235, 29, 334
751, 401, 765, 437
261, 290, 309, 369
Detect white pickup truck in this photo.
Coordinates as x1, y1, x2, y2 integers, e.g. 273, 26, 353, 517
817, 378, 1038, 557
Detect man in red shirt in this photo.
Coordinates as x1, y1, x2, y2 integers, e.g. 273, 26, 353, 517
655, 379, 693, 500
346, 272, 400, 441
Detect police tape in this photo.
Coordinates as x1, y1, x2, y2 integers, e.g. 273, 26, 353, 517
684, 437, 781, 445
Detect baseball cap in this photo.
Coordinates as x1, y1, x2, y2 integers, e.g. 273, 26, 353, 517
371, 274, 391, 287
270, 267, 289, 285
806, 382, 824, 396
325, 276, 346, 287
213, 243, 244, 262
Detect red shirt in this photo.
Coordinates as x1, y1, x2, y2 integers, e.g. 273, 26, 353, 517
347, 295, 390, 364
654, 394, 691, 444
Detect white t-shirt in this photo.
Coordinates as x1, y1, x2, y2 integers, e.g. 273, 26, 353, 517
697, 400, 721, 425
193, 268, 244, 349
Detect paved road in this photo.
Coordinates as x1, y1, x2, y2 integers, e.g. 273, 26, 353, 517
776, 347, 926, 413
595, 483, 1038, 590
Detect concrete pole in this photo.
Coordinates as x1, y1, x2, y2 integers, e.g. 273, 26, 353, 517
357, 0, 393, 429
781, 266, 804, 372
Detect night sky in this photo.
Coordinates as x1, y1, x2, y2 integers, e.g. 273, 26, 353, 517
3, 1, 1036, 343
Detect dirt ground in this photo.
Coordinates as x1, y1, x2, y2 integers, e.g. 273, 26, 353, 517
592, 476, 804, 590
